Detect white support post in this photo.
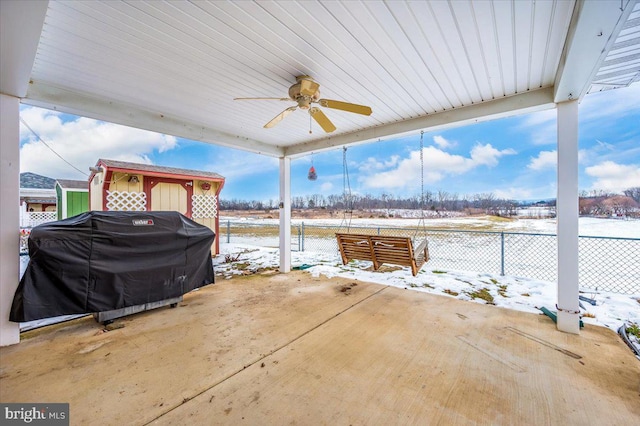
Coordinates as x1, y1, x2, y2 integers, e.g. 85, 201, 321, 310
279, 157, 291, 273
556, 100, 580, 334
0, 94, 21, 346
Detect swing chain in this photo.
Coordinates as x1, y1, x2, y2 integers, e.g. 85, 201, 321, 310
420, 131, 424, 211
414, 130, 426, 239
338, 146, 353, 232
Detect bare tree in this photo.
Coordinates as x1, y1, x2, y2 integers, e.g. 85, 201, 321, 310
623, 187, 640, 203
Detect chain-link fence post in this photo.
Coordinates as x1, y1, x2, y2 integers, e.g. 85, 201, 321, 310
301, 222, 305, 252
501, 232, 505, 276
226, 220, 230, 243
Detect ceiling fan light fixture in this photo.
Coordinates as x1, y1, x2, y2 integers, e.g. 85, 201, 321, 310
234, 75, 371, 132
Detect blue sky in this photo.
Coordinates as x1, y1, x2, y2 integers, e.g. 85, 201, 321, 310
19, 84, 640, 203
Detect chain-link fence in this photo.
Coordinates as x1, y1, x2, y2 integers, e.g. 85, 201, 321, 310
222, 221, 640, 294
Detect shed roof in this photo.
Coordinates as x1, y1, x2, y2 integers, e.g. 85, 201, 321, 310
56, 179, 88, 191
96, 159, 225, 181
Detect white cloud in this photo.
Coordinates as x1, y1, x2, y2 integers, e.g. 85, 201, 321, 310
19, 107, 177, 180
357, 156, 400, 173
320, 182, 333, 192
206, 152, 279, 179
580, 84, 640, 122
528, 150, 557, 170
470, 144, 516, 167
494, 187, 533, 200
432, 135, 455, 149
585, 161, 640, 192
518, 109, 557, 146
528, 147, 597, 172
359, 144, 516, 190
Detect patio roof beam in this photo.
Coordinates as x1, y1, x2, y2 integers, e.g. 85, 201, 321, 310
283, 87, 555, 158
23, 82, 285, 158
554, 0, 635, 103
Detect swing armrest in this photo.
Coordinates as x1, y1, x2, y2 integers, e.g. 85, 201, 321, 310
413, 238, 429, 263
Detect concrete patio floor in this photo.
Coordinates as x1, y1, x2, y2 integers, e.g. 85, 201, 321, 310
1, 271, 638, 425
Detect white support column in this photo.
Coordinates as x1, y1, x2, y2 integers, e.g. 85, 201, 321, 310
556, 100, 580, 334
279, 157, 291, 273
0, 94, 21, 346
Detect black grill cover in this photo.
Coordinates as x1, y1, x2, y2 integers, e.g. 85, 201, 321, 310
11, 211, 215, 322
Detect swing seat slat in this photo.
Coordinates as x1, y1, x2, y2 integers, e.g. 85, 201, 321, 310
336, 233, 429, 276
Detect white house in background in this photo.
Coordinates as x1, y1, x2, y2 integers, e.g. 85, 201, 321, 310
19, 172, 57, 228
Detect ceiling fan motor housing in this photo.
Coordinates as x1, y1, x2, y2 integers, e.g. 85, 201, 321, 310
289, 76, 320, 109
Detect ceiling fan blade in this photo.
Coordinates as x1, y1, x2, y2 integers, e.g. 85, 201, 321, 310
234, 97, 291, 101
309, 107, 337, 133
264, 106, 298, 128
299, 79, 320, 96
317, 99, 372, 116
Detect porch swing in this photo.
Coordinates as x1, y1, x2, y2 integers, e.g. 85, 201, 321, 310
335, 133, 430, 276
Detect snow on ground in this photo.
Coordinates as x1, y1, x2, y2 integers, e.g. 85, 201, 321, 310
221, 214, 640, 238
18, 215, 639, 355
213, 242, 640, 337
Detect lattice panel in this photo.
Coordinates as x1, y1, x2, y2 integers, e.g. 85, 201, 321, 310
22, 211, 57, 228
192, 194, 217, 218
106, 191, 147, 211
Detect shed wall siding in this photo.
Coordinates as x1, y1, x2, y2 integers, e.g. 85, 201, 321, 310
67, 191, 89, 218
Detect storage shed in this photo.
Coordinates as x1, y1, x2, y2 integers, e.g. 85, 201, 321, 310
56, 179, 89, 220
89, 159, 225, 255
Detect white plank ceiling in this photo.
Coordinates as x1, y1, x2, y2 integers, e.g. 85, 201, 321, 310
4, 0, 639, 158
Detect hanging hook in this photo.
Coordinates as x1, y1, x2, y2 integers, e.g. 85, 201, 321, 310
308, 153, 317, 181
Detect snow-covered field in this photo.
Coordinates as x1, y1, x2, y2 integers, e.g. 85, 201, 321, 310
221, 214, 640, 238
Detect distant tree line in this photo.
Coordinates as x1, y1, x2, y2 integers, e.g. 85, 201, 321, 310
221, 190, 523, 216
220, 186, 640, 218
578, 187, 640, 217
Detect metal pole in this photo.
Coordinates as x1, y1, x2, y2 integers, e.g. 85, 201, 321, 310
301, 222, 305, 252
500, 232, 505, 276
226, 220, 230, 243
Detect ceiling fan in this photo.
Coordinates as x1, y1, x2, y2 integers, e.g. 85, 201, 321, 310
234, 75, 372, 133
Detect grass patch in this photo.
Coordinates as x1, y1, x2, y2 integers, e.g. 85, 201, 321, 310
583, 312, 596, 318
521, 293, 531, 297
466, 288, 494, 304
432, 270, 447, 274
485, 215, 516, 223
408, 283, 418, 288
422, 283, 434, 289
497, 284, 508, 297
490, 278, 498, 285
627, 322, 640, 338
455, 278, 473, 286
443, 289, 459, 296
232, 262, 251, 271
